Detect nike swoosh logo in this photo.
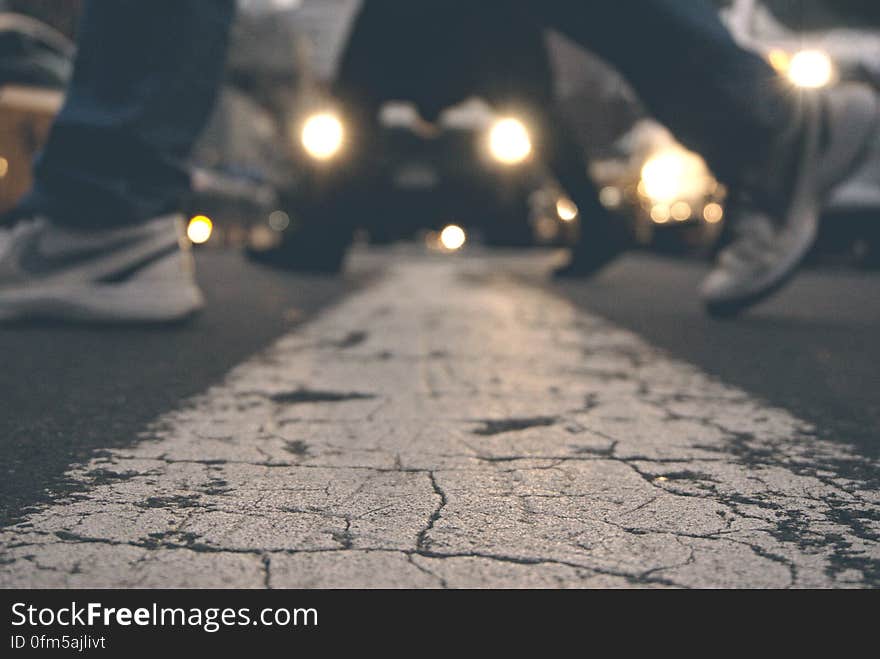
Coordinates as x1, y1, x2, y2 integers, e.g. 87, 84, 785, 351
96, 243, 180, 284
18, 233, 146, 277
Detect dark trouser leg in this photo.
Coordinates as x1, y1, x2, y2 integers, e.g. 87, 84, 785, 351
249, 5, 387, 273
316, 7, 393, 236
484, 2, 629, 272
537, 0, 795, 185
539, 104, 631, 273
22, 0, 236, 229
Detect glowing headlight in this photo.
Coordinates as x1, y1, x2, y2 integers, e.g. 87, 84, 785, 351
641, 151, 688, 203
556, 198, 578, 222
187, 215, 213, 244
440, 224, 467, 251
301, 112, 344, 161
787, 50, 834, 89
488, 118, 532, 165
767, 49, 791, 74
640, 148, 710, 204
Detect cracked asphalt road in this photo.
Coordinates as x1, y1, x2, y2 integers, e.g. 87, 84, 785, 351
1, 250, 878, 588
0, 252, 367, 527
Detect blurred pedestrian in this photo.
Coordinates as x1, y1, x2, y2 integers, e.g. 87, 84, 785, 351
253, 0, 629, 277
0, 0, 234, 322
0, 0, 876, 322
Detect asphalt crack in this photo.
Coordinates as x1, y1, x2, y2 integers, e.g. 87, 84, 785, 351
416, 472, 448, 553
472, 417, 559, 436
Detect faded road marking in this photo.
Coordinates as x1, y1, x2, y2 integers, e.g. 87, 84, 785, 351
1, 258, 877, 588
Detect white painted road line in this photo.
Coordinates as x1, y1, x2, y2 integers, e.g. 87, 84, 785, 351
1, 257, 877, 588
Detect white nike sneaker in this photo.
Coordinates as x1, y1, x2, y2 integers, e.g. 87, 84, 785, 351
0, 213, 204, 323
701, 84, 880, 317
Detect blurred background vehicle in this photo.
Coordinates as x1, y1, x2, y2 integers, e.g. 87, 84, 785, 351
0, 5, 73, 215
728, 0, 880, 267
244, 1, 584, 272
287, 95, 578, 253
184, 0, 313, 248
192, 0, 569, 258
2, 0, 877, 266
556, 0, 880, 264
588, 121, 727, 255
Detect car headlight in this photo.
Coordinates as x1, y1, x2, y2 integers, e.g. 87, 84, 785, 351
488, 117, 532, 165
556, 197, 578, 222
787, 49, 834, 89
439, 224, 467, 251
187, 215, 213, 244
640, 148, 711, 205
641, 151, 688, 203
768, 48, 834, 89
301, 112, 345, 161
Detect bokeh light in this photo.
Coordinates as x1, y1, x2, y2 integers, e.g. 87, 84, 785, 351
671, 201, 692, 222
641, 148, 711, 204
703, 202, 724, 224
599, 186, 622, 209
788, 50, 833, 88
302, 112, 344, 160
488, 118, 532, 165
556, 198, 579, 222
187, 215, 213, 244
440, 224, 467, 251
650, 204, 670, 224
767, 49, 791, 74
268, 210, 291, 232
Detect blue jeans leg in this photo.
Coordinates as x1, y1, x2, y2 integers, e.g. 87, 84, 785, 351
539, 0, 795, 184
23, 0, 236, 229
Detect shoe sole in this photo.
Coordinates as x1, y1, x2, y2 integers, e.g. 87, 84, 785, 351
0, 278, 204, 324
705, 85, 880, 318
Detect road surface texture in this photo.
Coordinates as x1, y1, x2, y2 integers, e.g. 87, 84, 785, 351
1, 248, 877, 588
0, 252, 368, 527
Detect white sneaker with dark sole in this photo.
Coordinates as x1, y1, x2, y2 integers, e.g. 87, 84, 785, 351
701, 84, 880, 317
0, 213, 204, 323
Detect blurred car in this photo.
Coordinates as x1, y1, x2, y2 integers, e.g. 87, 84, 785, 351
183, 0, 309, 246
582, 0, 880, 258
725, 0, 880, 215
187, 0, 574, 258
286, 95, 571, 252
0, 1, 297, 238
590, 121, 727, 253
729, 0, 880, 265
234, 1, 589, 271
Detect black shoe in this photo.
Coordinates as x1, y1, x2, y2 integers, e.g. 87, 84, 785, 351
246, 240, 348, 274
554, 209, 629, 279
246, 223, 350, 274
553, 239, 626, 279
